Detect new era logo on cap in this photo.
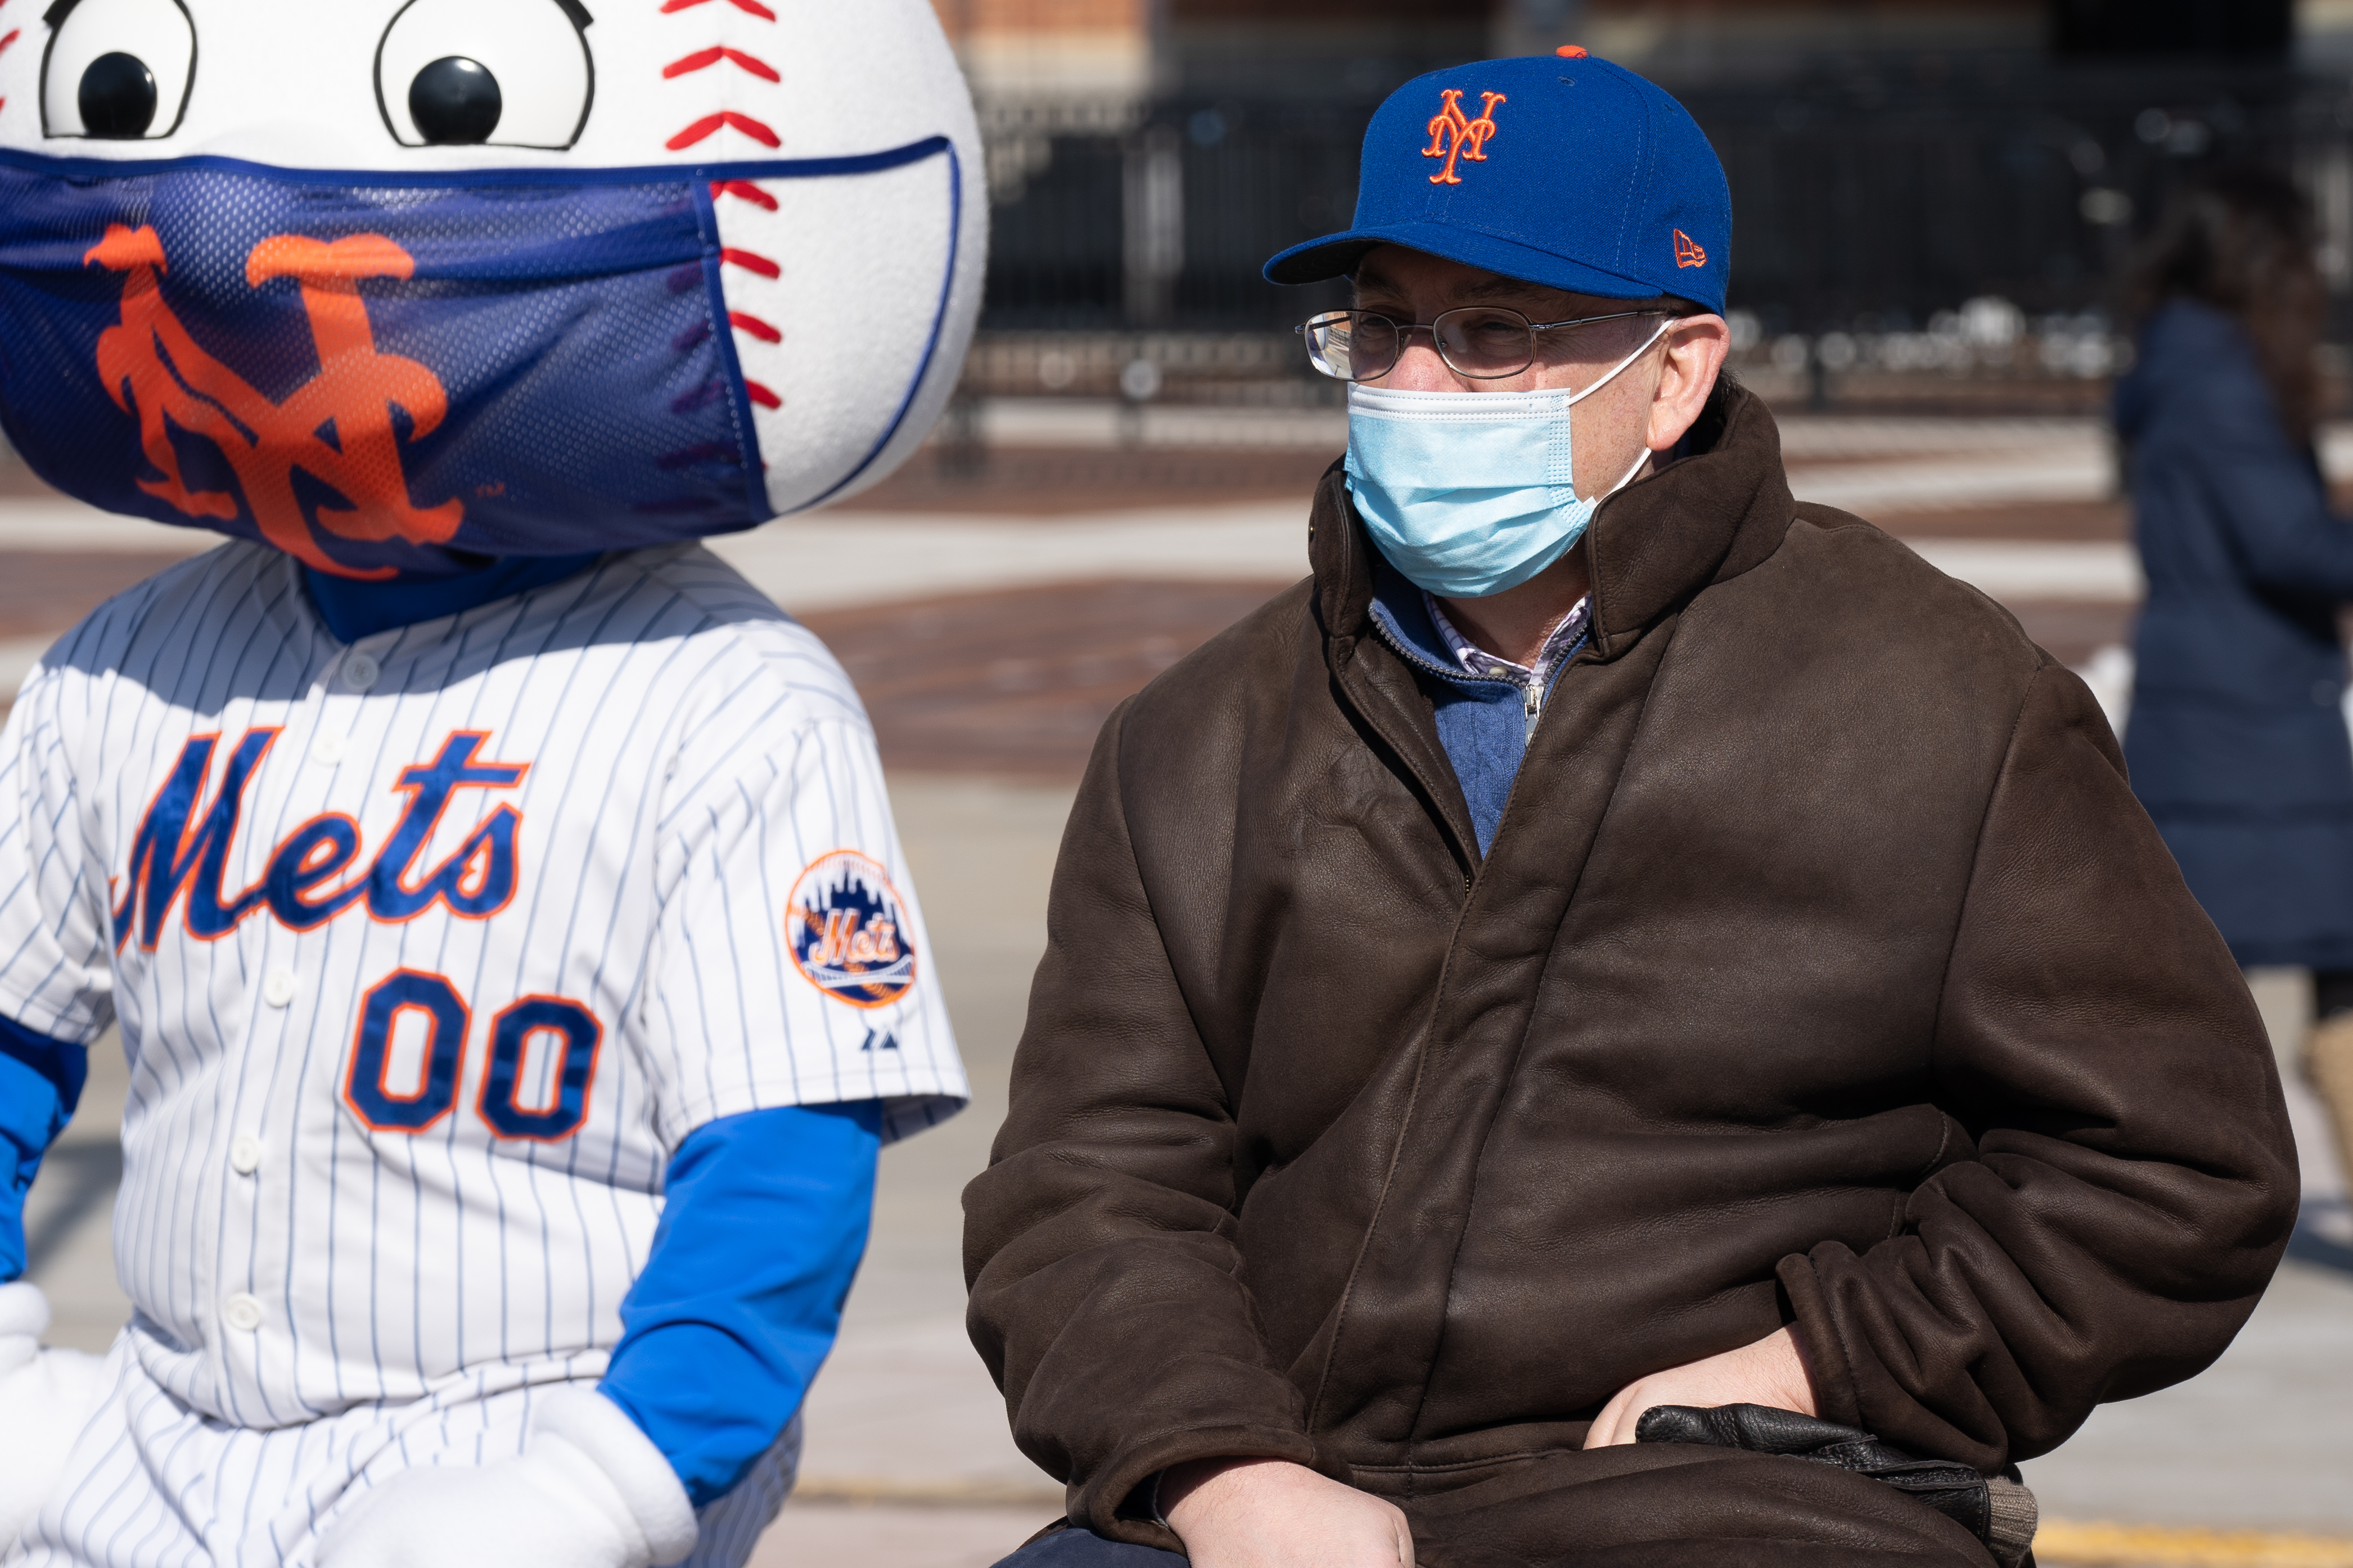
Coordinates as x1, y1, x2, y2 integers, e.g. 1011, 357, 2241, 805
1264, 53, 1733, 314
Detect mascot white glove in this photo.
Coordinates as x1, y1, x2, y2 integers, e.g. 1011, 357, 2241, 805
315, 1385, 698, 1568
0, 1281, 109, 1551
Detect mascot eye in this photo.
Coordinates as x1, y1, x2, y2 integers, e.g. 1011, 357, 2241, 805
376, 0, 594, 151
410, 57, 503, 145
38, 0, 196, 141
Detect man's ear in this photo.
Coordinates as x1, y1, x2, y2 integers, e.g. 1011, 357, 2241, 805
1646, 315, 1731, 452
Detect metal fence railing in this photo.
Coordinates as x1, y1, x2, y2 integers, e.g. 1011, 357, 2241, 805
968, 53, 2353, 414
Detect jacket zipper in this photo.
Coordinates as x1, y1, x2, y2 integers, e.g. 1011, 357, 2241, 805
1368, 607, 1563, 744
1365, 610, 1523, 694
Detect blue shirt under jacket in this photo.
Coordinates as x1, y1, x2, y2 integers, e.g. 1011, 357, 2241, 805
1364, 551, 1586, 855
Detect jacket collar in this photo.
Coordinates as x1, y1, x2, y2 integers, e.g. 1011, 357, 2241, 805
1310, 378, 1797, 663
1365, 554, 1513, 689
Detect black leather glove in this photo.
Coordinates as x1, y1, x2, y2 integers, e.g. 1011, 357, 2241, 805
1635, 1404, 2037, 1568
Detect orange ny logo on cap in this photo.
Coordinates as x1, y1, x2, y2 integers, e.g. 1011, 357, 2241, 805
1423, 89, 1505, 186
1674, 228, 1708, 269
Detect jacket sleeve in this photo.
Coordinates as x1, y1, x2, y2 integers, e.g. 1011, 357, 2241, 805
962, 703, 1322, 1549
2180, 364, 2353, 599
1780, 659, 2299, 1471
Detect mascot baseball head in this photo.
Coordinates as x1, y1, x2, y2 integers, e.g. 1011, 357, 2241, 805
0, 0, 984, 576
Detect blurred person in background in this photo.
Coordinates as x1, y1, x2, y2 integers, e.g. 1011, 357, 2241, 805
2117, 165, 2353, 1194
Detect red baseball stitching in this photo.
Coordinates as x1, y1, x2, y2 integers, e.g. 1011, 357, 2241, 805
666, 111, 781, 151
662, 46, 779, 82
710, 179, 779, 211
660, 0, 782, 149
663, 46, 722, 77
727, 310, 781, 344
662, 0, 785, 427
723, 46, 779, 80
660, 0, 777, 17
0, 29, 20, 55
719, 247, 780, 279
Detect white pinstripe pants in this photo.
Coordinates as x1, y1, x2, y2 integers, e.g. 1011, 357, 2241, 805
6, 1335, 795, 1568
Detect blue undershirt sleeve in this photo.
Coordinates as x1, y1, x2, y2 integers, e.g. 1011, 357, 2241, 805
0, 1015, 88, 1284
598, 1100, 882, 1507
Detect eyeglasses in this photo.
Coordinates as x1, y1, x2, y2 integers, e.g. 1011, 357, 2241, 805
1296, 306, 1669, 383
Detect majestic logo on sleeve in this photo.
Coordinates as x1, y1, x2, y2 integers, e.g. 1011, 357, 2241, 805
85, 224, 462, 582
1423, 89, 1505, 186
786, 851, 917, 1009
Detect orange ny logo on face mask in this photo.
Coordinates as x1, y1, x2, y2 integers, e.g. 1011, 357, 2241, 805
1423, 89, 1506, 185
83, 224, 464, 580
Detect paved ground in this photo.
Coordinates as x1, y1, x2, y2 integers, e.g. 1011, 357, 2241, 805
12, 418, 2353, 1566
800, 581, 1287, 778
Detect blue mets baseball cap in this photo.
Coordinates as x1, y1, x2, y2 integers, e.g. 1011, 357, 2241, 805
1264, 52, 1732, 314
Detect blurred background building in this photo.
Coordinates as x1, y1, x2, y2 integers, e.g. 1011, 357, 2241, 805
925, 0, 2353, 418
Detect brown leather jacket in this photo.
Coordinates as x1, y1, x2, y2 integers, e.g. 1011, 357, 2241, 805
962, 386, 2296, 1555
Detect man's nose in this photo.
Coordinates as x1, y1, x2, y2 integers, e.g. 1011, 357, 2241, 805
1384, 339, 1471, 391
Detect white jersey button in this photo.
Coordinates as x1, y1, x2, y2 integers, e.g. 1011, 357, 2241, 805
229, 1135, 264, 1175
223, 1293, 264, 1332
313, 731, 349, 766
341, 652, 380, 692
262, 969, 300, 1008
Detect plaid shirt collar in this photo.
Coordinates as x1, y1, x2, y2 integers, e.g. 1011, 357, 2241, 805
1422, 590, 1592, 686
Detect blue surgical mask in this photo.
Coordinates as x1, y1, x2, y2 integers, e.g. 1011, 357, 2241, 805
1344, 319, 1670, 599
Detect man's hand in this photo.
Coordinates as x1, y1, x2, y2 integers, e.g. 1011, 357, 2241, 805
0, 1282, 108, 1551
1161, 1456, 1414, 1568
1583, 1325, 1818, 1449
315, 1387, 698, 1568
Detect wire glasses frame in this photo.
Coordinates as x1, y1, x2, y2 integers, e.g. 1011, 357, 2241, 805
1296, 306, 1669, 383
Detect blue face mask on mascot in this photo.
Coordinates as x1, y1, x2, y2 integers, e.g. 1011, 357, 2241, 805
1344, 317, 1671, 599
0, 147, 957, 579
0, 0, 982, 579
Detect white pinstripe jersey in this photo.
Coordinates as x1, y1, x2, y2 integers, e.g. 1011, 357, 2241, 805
0, 540, 964, 1429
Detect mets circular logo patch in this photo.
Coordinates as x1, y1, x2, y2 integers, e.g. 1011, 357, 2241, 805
786, 850, 917, 1009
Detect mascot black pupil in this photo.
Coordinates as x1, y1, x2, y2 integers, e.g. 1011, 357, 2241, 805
409, 56, 502, 144
78, 52, 157, 139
